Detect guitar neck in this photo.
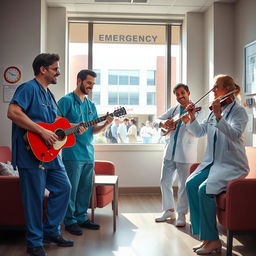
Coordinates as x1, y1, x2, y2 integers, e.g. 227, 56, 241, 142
65, 114, 112, 135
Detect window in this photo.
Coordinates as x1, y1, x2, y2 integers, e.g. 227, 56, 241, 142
94, 69, 101, 85
108, 70, 139, 85
108, 92, 118, 105
147, 70, 155, 86
108, 91, 139, 105
68, 23, 181, 144
92, 91, 100, 105
130, 92, 139, 105
147, 92, 156, 105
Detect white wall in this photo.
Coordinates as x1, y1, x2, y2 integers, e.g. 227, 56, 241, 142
0, 0, 42, 148
234, 0, 256, 146
204, 5, 214, 91
41, 0, 48, 52
213, 3, 235, 77
94, 144, 164, 187
47, 7, 67, 100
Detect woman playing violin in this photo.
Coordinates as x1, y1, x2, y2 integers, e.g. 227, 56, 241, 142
186, 74, 249, 255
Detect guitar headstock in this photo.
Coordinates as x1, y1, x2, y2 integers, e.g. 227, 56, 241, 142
112, 107, 127, 118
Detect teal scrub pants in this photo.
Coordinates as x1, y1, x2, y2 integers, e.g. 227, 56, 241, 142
63, 160, 94, 226
186, 166, 219, 241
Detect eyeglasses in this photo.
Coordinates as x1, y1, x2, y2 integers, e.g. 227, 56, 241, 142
45, 66, 60, 73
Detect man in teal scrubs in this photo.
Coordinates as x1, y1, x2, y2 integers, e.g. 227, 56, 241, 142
58, 69, 113, 236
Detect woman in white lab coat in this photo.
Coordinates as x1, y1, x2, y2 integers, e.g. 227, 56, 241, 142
185, 74, 249, 255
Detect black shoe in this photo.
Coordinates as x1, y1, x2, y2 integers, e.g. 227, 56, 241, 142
65, 223, 83, 236
79, 219, 100, 230
27, 246, 47, 256
43, 234, 74, 247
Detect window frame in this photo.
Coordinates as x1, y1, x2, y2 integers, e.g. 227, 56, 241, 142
68, 18, 182, 148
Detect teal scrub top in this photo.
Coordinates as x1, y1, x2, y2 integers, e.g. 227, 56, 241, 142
172, 105, 186, 156
57, 92, 98, 162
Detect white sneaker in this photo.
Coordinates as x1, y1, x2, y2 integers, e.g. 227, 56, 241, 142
175, 214, 186, 227
155, 210, 176, 222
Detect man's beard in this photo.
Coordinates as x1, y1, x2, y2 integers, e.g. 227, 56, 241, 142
47, 76, 57, 84
80, 84, 90, 95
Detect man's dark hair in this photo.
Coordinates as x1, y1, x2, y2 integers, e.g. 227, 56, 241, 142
32, 53, 60, 76
173, 83, 190, 94
77, 69, 97, 81
130, 118, 136, 125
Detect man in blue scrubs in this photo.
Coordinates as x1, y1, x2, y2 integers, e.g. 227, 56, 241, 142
58, 69, 113, 236
7, 53, 73, 256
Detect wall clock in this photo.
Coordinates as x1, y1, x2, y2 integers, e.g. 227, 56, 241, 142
3, 66, 21, 84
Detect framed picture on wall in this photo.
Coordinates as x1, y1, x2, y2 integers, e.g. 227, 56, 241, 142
245, 40, 256, 95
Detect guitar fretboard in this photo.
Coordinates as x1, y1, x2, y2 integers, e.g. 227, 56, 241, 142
64, 114, 113, 136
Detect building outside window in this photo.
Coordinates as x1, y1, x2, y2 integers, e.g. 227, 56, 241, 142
69, 23, 181, 144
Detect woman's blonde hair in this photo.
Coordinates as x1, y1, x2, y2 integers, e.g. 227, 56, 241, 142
214, 74, 240, 96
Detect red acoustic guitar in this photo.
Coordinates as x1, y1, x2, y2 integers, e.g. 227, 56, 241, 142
24, 107, 126, 162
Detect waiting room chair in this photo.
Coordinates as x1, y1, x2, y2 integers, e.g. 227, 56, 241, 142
0, 146, 48, 229
189, 146, 256, 256
92, 160, 116, 209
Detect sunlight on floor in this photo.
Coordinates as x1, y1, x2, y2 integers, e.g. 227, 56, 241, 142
113, 247, 137, 256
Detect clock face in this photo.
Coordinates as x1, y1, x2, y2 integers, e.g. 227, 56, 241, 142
4, 66, 21, 84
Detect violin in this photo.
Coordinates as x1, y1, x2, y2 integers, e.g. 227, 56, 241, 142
161, 106, 201, 136
209, 96, 234, 110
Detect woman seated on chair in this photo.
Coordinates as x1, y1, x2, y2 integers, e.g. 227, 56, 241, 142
185, 74, 249, 255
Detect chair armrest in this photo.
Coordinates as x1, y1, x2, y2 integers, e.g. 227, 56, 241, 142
225, 178, 256, 230
94, 160, 115, 175
190, 163, 200, 174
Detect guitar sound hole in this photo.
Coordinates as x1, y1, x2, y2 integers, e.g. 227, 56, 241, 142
55, 129, 66, 140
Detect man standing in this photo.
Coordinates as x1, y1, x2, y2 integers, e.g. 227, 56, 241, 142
110, 118, 120, 143
155, 83, 201, 227
58, 69, 113, 236
117, 118, 128, 143
7, 53, 73, 256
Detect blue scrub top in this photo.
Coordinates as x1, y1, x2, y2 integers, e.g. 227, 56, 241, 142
57, 92, 98, 162
10, 79, 64, 169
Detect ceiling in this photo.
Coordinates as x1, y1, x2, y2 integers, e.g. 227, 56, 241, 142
46, 0, 237, 16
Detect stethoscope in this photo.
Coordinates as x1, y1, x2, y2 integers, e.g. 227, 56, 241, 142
35, 79, 53, 108
73, 92, 92, 116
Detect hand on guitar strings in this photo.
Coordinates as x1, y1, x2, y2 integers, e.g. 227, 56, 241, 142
40, 128, 59, 145
161, 118, 177, 131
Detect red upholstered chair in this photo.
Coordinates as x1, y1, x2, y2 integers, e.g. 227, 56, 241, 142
189, 147, 256, 256
0, 146, 11, 162
0, 146, 25, 228
93, 160, 115, 209
0, 146, 48, 229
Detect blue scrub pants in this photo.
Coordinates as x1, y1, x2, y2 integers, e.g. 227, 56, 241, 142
63, 161, 94, 226
18, 167, 71, 248
185, 167, 219, 241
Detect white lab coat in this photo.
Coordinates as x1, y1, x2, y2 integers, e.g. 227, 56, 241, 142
157, 104, 201, 163
187, 100, 249, 194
